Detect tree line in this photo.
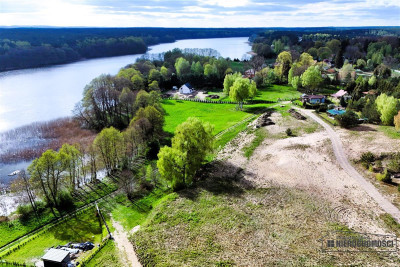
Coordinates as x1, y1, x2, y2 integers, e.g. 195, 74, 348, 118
0, 27, 266, 71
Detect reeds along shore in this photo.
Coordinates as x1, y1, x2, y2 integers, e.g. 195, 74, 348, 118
0, 117, 96, 163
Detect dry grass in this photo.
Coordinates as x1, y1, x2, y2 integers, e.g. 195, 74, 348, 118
131, 162, 399, 266
0, 118, 96, 163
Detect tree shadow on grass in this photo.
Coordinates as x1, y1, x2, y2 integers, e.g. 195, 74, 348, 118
350, 125, 377, 132
178, 160, 255, 201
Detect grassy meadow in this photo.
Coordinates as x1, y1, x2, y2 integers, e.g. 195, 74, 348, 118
131, 174, 390, 266
2, 207, 110, 264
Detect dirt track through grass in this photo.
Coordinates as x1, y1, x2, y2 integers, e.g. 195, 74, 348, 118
295, 107, 400, 223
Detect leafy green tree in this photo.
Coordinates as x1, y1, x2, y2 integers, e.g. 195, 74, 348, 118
59, 144, 82, 190
93, 127, 124, 175
335, 110, 359, 128
291, 76, 302, 90
135, 90, 150, 109
223, 72, 242, 95
272, 39, 284, 54
301, 66, 323, 92
117, 68, 140, 80
229, 77, 257, 110
119, 87, 135, 123
204, 63, 218, 77
157, 117, 214, 190
307, 47, 318, 59
356, 59, 367, 69
160, 66, 170, 80
368, 75, 377, 87
274, 51, 292, 82
133, 105, 164, 138
373, 64, 391, 78
376, 93, 400, 125
191, 61, 204, 76
298, 52, 314, 66
317, 47, 332, 60
326, 39, 341, 54
175, 57, 190, 78
28, 149, 69, 215
148, 80, 160, 91
148, 69, 161, 83
131, 74, 144, 91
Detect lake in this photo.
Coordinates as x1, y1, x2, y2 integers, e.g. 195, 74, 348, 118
0, 37, 251, 185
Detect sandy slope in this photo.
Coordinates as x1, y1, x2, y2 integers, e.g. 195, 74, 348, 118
112, 219, 142, 267
218, 111, 395, 235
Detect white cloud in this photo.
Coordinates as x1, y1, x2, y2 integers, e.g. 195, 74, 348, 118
199, 0, 249, 8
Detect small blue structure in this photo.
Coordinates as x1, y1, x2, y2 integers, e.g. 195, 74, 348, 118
301, 94, 326, 104
327, 109, 346, 116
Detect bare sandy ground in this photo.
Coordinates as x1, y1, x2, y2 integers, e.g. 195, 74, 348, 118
218, 112, 395, 235
112, 219, 142, 267
336, 124, 400, 161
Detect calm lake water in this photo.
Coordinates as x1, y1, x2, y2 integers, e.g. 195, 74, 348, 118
0, 37, 250, 185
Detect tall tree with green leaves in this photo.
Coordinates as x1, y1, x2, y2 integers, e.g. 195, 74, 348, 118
229, 77, 257, 110
301, 65, 323, 92
376, 93, 400, 125
223, 72, 242, 95
274, 51, 292, 83
93, 127, 124, 175
28, 149, 68, 215
59, 144, 82, 190
157, 117, 214, 190
175, 57, 190, 79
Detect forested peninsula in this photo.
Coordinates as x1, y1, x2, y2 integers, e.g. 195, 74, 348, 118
0, 27, 261, 71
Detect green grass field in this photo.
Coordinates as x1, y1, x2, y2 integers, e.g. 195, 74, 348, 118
205, 84, 300, 102
86, 240, 123, 267
2, 207, 110, 264
379, 126, 400, 139
162, 100, 252, 134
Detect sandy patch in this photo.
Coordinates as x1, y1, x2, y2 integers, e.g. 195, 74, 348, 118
218, 112, 394, 235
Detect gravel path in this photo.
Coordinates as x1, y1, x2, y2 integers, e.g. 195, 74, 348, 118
112, 219, 142, 267
295, 107, 400, 223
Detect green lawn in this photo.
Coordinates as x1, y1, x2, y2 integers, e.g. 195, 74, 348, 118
254, 85, 301, 101
111, 189, 171, 231
379, 126, 400, 139
162, 100, 252, 134
2, 207, 110, 264
205, 84, 300, 103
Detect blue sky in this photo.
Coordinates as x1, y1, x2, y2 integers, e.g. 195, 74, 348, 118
0, 0, 399, 27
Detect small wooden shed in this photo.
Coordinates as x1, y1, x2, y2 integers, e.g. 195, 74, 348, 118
42, 248, 71, 267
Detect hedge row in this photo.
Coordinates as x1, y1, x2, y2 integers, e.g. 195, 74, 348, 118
80, 237, 111, 267
162, 97, 276, 104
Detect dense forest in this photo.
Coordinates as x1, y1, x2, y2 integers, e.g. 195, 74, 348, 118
1, 27, 399, 72
0, 27, 264, 71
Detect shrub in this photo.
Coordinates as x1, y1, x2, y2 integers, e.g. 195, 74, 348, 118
368, 165, 374, 172
58, 191, 75, 212
388, 158, 400, 173
360, 151, 375, 164
335, 110, 359, 128
376, 168, 390, 182
286, 128, 293, 136
16, 204, 33, 221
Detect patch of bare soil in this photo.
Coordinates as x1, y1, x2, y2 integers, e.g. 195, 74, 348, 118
219, 112, 398, 236
112, 219, 142, 267
337, 124, 400, 160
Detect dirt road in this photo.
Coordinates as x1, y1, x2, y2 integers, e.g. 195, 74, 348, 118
112, 219, 142, 267
295, 107, 400, 223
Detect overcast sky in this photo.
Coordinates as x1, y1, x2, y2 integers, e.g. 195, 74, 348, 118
0, 0, 399, 27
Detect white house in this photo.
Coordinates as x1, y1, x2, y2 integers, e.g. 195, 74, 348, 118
179, 83, 194, 94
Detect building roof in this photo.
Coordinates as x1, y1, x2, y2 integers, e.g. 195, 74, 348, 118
42, 249, 70, 263
308, 95, 325, 99
331, 89, 348, 98
183, 83, 193, 89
